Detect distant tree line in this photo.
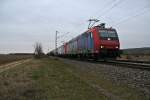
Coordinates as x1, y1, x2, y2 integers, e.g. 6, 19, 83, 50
122, 47, 150, 55
9, 53, 34, 55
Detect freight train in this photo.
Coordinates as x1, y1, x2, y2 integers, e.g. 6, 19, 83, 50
50, 23, 120, 59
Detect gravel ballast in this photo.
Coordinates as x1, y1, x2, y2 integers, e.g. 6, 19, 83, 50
61, 58, 150, 99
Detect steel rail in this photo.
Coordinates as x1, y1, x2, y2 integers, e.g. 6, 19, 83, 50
100, 59, 150, 71
58, 57, 150, 71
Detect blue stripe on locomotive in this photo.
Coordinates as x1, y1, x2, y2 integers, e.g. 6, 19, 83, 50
80, 34, 85, 50
78, 36, 82, 50
87, 32, 94, 51
78, 35, 85, 51
78, 32, 94, 53
83, 35, 86, 49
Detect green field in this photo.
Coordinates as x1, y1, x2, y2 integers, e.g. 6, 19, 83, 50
0, 58, 147, 100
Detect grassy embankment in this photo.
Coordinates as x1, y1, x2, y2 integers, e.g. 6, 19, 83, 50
0, 58, 147, 100
120, 47, 150, 61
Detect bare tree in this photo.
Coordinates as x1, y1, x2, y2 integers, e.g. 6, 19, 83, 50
34, 42, 44, 58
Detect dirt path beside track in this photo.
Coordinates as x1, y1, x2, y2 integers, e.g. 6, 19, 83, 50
0, 59, 31, 73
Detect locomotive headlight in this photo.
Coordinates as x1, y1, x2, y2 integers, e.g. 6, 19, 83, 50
100, 46, 104, 48
116, 46, 119, 48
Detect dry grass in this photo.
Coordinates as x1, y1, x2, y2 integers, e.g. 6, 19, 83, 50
0, 57, 147, 100
0, 58, 106, 100
119, 54, 150, 61
0, 60, 41, 100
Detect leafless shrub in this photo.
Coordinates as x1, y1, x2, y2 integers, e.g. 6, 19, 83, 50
34, 42, 44, 58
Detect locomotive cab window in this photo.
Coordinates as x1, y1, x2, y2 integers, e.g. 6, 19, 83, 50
100, 30, 118, 40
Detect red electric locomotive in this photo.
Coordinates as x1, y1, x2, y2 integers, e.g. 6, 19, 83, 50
87, 23, 120, 59
51, 23, 120, 59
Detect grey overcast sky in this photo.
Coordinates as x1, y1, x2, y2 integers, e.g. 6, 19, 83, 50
0, 0, 150, 54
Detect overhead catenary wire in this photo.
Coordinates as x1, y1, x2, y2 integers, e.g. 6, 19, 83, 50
56, 31, 70, 47
67, 0, 123, 36
57, 32, 70, 39
96, 0, 123, 19
90, 0, 117, 18
88, 0, 124, 28
113, 5, 150, 26
87, 0, 118, 28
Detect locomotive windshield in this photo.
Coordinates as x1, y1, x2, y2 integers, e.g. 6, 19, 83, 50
100, 30, 118, 40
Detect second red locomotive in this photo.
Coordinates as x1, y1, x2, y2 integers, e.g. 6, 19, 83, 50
51, 23, 120, 59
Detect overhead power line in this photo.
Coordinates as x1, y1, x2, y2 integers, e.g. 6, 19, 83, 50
57, 32, 70, 39
96, 0, 123, 19
88, 0, 117, 24
90, 0, 117, 18
87, 0, 124, 27
113, 6, 150, 26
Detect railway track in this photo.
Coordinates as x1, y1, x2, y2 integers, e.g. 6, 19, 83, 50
60, 57, 150, 71
113, 59, 150, 64
98, 59, 150, 71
